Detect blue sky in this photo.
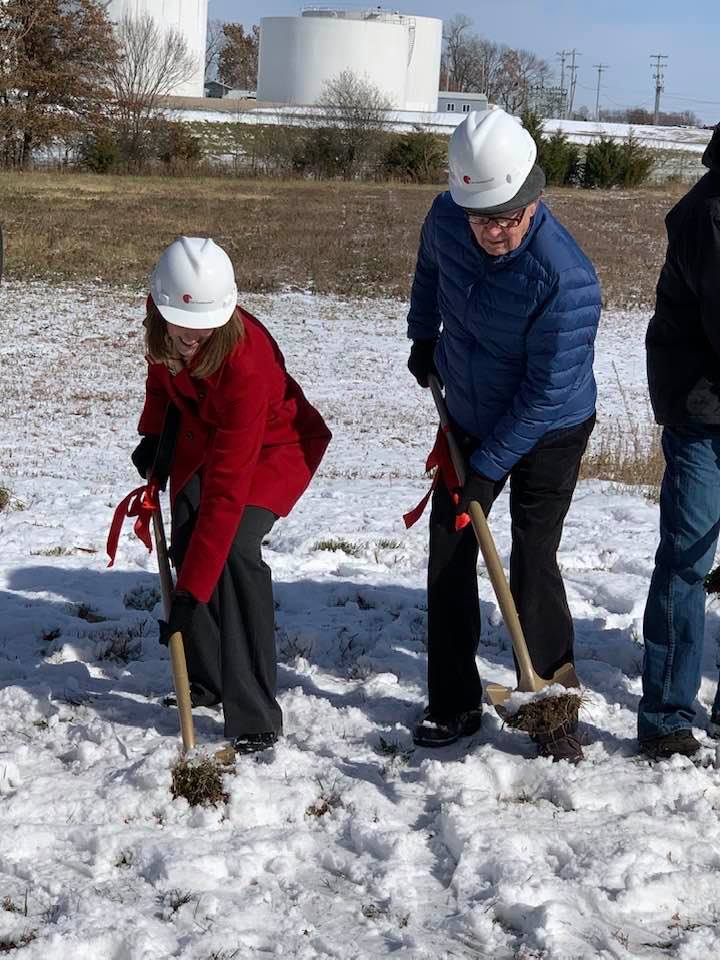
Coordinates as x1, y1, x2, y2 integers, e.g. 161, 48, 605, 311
208, 1, 720, 123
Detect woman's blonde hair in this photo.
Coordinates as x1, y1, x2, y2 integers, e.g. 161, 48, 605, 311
144, 299, 245, 379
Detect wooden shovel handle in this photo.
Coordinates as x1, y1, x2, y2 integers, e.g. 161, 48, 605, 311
152, 509, 196, 753
427, 376, 539, 688
168, 632, 196, 753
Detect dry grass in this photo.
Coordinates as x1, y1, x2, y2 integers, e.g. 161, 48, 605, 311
544, 185, 685, 309
170, 756, 228, 807
580, 422, 664, 495
0, 172, 684, 305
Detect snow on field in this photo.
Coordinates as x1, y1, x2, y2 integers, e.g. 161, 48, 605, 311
176, 103, 712, 154
1, 282, 720, 958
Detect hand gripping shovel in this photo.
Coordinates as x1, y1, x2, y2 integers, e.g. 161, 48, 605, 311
428, 375, 580, 711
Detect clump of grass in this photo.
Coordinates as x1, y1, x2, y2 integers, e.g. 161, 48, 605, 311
123, 584, 162, 611
0, 486, 11, 512
377, 736, 414, 765
504, 692, 584, 736
313, 538, 363, 557
171, 756, 228, 807
2, 894, 27, 916
76, 603, 107, 623
94, 624, 146, 663
0, 932, 36, 952
305, 778, 343, 818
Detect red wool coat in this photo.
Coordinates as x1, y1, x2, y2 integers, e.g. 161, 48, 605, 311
138, 309, 331, 602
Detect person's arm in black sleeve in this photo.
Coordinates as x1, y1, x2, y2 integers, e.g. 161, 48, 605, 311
698, 205, 720, 358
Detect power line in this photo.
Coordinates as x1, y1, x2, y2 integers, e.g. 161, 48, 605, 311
593, 63, 609, 121
650, 53, 668, 124
556, 50, 571, 118
568, 49, 581, 117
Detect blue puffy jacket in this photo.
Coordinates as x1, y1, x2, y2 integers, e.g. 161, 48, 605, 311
407, 193, 601, 480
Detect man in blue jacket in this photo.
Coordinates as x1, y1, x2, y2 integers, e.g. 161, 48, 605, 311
407, 108, 601, 762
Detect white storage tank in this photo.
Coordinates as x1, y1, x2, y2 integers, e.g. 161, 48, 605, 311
105, 0, 208, 97
257, 9, 442, 111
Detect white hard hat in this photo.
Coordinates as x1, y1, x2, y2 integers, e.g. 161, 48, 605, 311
448, 108, 545, 214
150, 237, 238, 329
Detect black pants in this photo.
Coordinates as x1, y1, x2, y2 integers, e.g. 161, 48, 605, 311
426, 415, 594, 718
171, 474, 282, 738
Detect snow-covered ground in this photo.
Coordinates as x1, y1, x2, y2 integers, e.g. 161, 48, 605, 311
176, 103, 712, 152
1, 282, 720, 958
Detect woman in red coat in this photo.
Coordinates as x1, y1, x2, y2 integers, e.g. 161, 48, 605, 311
132, 237, 331, 754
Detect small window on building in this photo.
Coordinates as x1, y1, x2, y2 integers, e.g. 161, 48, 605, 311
446, 102, 455, 111
462, 103, 471, 112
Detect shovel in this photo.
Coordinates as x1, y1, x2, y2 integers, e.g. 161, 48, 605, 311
142, 404, 196, 754
152, 498, 196, 754
428, 375, 580, 710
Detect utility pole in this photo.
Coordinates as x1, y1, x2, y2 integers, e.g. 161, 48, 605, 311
556, 49, 570, 118
593, 63, 609, 121
567, 49, 581, 118
650, 53, 668, 125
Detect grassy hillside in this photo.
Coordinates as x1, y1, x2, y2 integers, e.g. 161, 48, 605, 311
0, 172, 684, 305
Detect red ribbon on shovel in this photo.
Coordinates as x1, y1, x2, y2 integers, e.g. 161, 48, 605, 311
403, 424, 471, 531
106, 482, 160, 566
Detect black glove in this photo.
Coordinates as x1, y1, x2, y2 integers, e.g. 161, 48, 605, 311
131, 434, 160, 481
159, 592, 198, 647
408, 338, 442, 389
456, 470, 497, 515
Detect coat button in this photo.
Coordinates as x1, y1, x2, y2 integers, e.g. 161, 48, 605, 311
197, 390, 206, 399
186, 431, 193, 440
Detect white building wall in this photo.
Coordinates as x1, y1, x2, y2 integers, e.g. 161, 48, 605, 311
404, 16, 443, 112
105, 0, 207, 97
258, 16, 411, 109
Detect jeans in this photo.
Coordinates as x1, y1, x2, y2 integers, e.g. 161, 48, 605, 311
426, 415, 594, 718
639, 426, 720, 740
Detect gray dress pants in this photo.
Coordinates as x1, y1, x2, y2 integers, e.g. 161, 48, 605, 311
170, 473, 282, 738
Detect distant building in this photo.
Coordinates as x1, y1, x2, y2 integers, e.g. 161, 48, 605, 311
205, 80, 232, 99
438, 91, 489, 114
257, 9, 442, 112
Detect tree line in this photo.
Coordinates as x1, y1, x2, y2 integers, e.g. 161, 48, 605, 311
1, 0, 199, 171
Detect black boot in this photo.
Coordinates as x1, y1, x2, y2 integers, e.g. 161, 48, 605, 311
412, 706, 483, 747
640, 729, 700, 759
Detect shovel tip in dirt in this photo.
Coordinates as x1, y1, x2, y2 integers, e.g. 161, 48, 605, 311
494, 683, 586, 736
170, 747, 237, 807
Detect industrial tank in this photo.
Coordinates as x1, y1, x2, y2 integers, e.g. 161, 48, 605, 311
105, 0, 208, 97
257, 10, 442, 111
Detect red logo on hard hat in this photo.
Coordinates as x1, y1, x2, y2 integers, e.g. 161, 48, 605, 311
463, 175, 472, 184
182, 294, 192, 303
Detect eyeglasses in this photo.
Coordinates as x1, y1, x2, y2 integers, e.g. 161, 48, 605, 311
465, 208, 527, 229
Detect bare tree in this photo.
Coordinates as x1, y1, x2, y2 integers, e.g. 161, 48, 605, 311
491, 47, 552, 114
441, 14, 552, 113
442, 15, 483, 91
310, 70, 393, 179
205, 18, 226, 81
105, 13, 197, 169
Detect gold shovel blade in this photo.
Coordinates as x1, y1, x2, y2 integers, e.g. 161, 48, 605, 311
486, 661, 581, 715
